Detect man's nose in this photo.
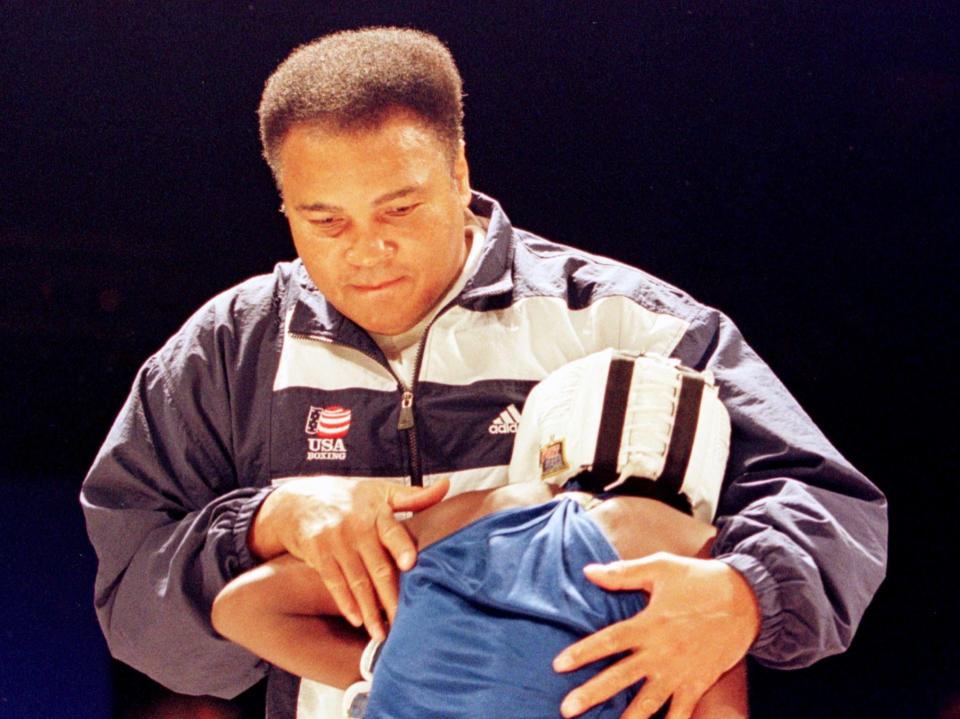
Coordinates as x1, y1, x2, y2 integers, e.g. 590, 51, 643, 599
345, 232, 395, 267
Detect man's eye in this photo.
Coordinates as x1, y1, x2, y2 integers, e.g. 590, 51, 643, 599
387, 204, 419, 217
308, 216, 345, 232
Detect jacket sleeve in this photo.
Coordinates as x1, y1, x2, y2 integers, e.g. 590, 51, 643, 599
80, 294, 277, 697
676, 309, 888, 669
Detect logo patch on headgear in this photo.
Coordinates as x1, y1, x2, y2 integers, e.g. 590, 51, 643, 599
540, 439, 569, 479
305, 406, 350, 461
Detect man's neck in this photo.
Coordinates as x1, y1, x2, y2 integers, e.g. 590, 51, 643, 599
369, 220, 486, 383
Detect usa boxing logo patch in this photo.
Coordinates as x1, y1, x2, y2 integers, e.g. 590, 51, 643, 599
305, 405, 350, 461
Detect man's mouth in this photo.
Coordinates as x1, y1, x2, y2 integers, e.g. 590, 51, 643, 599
350, 277, 405, 292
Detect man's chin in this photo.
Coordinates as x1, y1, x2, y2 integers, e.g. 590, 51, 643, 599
350, 313, 420, 336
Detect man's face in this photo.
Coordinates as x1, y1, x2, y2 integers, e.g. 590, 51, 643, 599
278, 112, 472, 335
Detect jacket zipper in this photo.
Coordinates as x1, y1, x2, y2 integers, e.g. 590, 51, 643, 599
397, 323, 434, 486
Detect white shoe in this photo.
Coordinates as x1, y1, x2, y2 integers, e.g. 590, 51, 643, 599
341, 638, 382, 718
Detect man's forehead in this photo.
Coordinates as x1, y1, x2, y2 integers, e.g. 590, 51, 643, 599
277, 115, 461, 200
294, 185, 422, 213
293, 108, 446, 149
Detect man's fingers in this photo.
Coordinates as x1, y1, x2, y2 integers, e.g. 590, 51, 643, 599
559, 653, 648, 718
554, 619, 640, 672
358, 536, 399, 625
377, 510, 419, 571
661, 689, 697, 719
309, 552, 362, 629
583, 557, 660, 592
621, 682, 674, 719
385, 478, 449, 513
332, 542, 384, 640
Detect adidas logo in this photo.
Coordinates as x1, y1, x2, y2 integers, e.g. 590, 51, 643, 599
488, 404, 522, 434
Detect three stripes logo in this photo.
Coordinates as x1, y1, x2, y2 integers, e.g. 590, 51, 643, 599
488, 404, 522, 434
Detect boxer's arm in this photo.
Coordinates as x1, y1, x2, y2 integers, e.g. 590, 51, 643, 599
211, 553, 367, 688
210, 485, 546, 684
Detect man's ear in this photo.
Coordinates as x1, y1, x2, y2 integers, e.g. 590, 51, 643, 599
454, 140, 472, 206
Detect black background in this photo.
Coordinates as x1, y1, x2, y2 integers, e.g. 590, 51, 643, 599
1, 2, 957, 717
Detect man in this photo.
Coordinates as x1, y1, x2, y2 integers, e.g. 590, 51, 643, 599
82, 27, 888, 719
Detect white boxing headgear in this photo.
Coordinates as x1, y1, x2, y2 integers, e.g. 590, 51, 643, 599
507, 349, 731, 523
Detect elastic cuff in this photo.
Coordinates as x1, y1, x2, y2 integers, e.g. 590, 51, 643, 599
713, 551, 784, 657
230, 485, 278, 574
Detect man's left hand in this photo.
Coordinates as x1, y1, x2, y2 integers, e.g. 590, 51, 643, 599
552, 553, 760, 719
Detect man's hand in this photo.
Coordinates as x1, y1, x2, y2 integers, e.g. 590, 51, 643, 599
552, 553, 760, 719
248, 477, 449, 641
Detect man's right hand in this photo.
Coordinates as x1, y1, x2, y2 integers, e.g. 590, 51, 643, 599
248, 477, 449, 641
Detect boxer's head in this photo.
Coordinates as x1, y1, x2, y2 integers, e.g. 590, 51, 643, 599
509, 350, 731, 522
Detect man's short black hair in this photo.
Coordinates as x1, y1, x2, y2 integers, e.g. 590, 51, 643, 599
258, 26, 465, 183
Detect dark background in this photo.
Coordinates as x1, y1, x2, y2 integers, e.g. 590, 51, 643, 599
2, 2, 957, 717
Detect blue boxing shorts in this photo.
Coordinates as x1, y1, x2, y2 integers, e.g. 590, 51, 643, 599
364, 497, 648, 719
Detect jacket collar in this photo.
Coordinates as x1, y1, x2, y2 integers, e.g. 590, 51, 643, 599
458, 192, 516, 301
287, 191, 517, 345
